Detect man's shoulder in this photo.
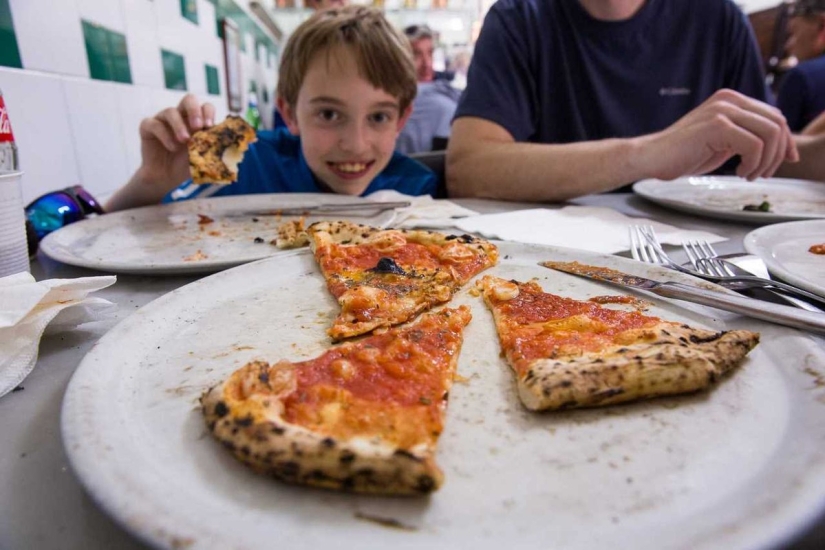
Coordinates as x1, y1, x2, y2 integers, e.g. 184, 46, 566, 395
796, 55, 825, 75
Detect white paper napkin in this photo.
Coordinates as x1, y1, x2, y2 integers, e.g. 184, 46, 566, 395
367, 190, 479, 228
452, 206, 726, 254
0, 272, 117, 399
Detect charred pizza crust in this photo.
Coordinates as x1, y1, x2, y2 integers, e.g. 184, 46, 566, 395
188, 115, 257, 184
307, 220, 497, 341
274, 218, 309, 249
201, 306, 472, 495
476, 275, 760, 411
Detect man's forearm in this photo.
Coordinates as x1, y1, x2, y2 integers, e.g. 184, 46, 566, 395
777, 134, 825, 182
446, 135, 648, 202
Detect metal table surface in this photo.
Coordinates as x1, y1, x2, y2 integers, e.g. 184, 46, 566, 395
1, 193, 823, 550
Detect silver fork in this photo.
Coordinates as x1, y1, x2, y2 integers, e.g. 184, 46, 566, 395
682, 239, 825, 310
628, 226, 694, 274
629, 226, 825, 309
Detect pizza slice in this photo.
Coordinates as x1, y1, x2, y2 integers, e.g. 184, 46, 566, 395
188, 115, 257, 184
475, 275, 759, 411
201, 306, 472, 495
307, 221, 497, 341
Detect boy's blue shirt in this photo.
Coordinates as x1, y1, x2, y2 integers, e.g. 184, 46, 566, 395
163, 127, 437, 203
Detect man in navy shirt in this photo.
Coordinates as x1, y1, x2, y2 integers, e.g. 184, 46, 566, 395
777, 0, 825, 132
448, 0, 825, 202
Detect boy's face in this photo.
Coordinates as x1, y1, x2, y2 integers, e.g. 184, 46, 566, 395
278, 48, 411, 196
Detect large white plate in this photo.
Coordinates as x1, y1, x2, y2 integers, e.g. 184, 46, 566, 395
744, 220, 825, 299
633, 176, 825, 224
39, 193, 398, 275
61, 243, 825, 550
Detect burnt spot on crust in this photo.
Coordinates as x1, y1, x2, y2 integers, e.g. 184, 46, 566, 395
689, 332, 726, 344
276, 461, 301, 479
321, 437, 336, 448
214, 401, 229, 418
339, 450, 356, 464
368, 257, 407, 275
235, 415, 254, 427
415, 474, 437, 493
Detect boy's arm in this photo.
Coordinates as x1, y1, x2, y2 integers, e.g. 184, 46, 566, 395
105, 94, 215, 212
446, 89, 798, 202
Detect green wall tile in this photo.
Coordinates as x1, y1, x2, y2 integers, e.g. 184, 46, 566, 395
180, 0, 198, 25
205, 64, 220, 95
162, 49, 187, 91
82, 20, 133, 84
207, 0, 276, 56
0, 0, 22, 68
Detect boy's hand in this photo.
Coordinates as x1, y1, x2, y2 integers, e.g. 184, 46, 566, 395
135, 94, 216, 189
639, 89, 798, 182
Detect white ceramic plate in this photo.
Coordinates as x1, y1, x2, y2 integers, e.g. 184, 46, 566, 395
61, 243, 825, 550
38, 194, 398, 275
744, 220, 825, 298
633, 176, 825, 224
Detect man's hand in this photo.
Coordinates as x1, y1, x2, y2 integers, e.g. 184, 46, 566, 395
640, 89, 799, 181
135, 93, 216, 189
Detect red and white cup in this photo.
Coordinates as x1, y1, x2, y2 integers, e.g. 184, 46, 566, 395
0, 171, 29, 277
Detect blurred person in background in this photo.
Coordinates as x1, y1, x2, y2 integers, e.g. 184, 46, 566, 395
777, 0, 825, 132
397, 24, 460, 154
304, 0, 347, 10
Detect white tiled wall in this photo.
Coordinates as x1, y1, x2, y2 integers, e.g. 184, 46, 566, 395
2, 0, 276, 204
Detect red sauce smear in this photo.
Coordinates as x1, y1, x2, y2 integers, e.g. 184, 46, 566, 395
281, 307, 471, 446
489, 280, 660, 375
809, 243, 825, 255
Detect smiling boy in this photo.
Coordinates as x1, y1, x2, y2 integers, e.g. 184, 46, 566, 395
105, 6, 435, 212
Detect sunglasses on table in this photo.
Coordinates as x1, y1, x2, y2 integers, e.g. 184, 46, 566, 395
25, 185, 104, 254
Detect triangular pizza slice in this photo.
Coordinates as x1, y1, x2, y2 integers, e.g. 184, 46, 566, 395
201, 306, 472, 495
307, 221, 497, 341
476, 275, 759, 411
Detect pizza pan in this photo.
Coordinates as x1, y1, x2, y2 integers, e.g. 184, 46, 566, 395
61, 242, 825, 550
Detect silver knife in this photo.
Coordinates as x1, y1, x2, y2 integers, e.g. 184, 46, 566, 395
226, 200, 411, 218
541, 260, 825, 335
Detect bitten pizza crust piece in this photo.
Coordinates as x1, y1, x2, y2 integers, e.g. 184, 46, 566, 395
201, 306, 472, 495
188, 115, 257, 184
307, 220, 498, 341
476, 275, 759, 411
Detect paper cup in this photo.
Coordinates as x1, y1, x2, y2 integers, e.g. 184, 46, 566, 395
0, 171, 30, 277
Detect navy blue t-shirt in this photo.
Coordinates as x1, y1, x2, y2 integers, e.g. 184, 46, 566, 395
777, 56, 825, 132
456, 0, 769, 145
164, 127, 437, 202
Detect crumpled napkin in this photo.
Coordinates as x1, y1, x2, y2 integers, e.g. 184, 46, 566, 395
451, 206, 726, 254
0, 272, 116, 399
367, 190, 478, 228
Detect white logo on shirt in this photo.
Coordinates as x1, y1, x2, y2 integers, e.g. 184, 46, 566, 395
659, 87, 691, 96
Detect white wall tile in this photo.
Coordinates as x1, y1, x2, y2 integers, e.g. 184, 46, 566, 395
0, 68, 81, 202
62, 78, 130, 198
9, 0, 88, 77
76, 0, 125, 32
5, 0, 276, 202
122, 0, 163, 88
